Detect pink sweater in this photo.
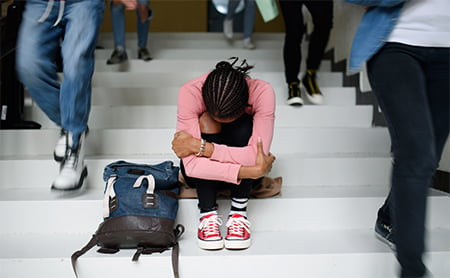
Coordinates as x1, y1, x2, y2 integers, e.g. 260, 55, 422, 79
176, 73, 276, 184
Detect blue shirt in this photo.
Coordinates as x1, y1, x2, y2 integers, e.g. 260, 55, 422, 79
346, 0, 406, 72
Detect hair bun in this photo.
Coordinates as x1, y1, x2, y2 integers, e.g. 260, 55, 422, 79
215, 61, 232, 69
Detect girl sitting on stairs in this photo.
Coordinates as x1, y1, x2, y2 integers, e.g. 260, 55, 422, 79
171, 58, 276, 250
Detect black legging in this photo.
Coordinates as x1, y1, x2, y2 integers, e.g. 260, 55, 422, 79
279, 0, 333, 83
180, 113, 259, 212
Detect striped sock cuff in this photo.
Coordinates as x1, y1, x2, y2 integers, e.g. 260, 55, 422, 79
230, 197, 248, 212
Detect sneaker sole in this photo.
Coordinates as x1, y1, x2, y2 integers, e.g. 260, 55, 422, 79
53, 152, 64, 162
224, 238, 251, 250
286, 97, 304, 106
300, 85, 324, 105
139, 57, 153, 61
51, 166, 88, 191
107, 60, 128, 65
197, 238, 224, 250
374, 231, 396, 250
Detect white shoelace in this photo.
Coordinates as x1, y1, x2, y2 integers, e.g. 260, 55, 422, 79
199, 214, 222, 237
383, 223, 393, 233
226, 215, 250, 236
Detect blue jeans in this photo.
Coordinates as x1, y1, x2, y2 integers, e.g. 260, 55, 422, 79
16, 0, 105, 148
111, 0, 150, 50
226, 0, 256, 39
367, 42, 450, 278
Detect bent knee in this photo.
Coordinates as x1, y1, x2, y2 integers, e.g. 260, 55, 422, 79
199, 112, 222, 134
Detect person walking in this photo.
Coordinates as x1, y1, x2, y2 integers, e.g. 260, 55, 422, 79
15, 0, 107, 190
279, 0, 333, 106
223, 0, 257, 49
347, 0, 450, 276
107, 0, 153, 64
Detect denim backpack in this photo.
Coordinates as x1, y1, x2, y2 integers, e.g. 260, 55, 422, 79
71, 160, 184, 278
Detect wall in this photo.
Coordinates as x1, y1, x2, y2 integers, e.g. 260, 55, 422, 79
100, 0, 285, 33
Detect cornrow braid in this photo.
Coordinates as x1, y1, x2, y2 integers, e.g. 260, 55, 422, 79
202, 57, 254, 120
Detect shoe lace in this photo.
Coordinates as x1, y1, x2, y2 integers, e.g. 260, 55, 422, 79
382, 223, 393, 233
61, 148, 78, 171
199, 214, 222, 237
226, 215, 250, 236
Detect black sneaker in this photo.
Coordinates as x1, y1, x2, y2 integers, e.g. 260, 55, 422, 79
375, 218, 396, 250
286, 82, 304, 106
301, 70, 324, 105
138, 48, 152, 61
107, 48, 128, 65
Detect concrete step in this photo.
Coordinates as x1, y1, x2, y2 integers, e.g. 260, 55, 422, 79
93, 53, 331, 73
5, 30, 447, 278
24, 105, 373, 129
0, 127, 389, 157
1, 186, 448, 233
89, 71, 343, 89
1, 224, 448, 278
86, 86, 356, 107
0, 154, 392, 190
97, 32, 286, 50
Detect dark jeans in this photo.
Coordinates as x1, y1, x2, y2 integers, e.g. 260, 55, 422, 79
181, 113, 259, 212
279, 0, 333, 83
367, 42, 450, 278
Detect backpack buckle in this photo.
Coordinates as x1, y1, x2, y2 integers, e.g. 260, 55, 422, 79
142, 193, 158, 208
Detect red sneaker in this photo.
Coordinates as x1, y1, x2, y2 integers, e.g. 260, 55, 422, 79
197, 213, 224, 250
224, 213, 251, 250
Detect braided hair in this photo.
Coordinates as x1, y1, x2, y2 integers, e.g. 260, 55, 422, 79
202, 57, 254, 120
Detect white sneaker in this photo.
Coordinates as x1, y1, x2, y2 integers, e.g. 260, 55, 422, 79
223, 19, 233, 40
52, 132, 88, 191
243, 38, 255, 50
53, 129, 70, 162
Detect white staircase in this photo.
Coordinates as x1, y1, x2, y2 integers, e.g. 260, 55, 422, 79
1, 32, 449, 278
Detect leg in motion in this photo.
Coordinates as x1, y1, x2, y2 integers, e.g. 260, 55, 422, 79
136, 0, 152, 61
367, 43, 442, 277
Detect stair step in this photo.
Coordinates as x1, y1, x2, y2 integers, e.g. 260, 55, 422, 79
25, 105, 373, 129
89, 71, 343, 89
87, 86, 357, 106
0, 186, 447, 233
1, 229, 448, 278
4, 30, 448, 278
95, 49, 287, 62
97, 32, 286, 50
93, 53, 331, 73
0, 127, 389, 157
0, 155, 392, 189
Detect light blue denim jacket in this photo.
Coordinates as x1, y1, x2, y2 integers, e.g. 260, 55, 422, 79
346, 0, 407, 72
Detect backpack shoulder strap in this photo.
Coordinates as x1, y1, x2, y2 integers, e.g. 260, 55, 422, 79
172, 224, 185, 278
71, 235, 98, 278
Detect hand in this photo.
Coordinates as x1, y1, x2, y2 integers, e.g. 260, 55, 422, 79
254, 137, 276, 177
172, 131, 196, 158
